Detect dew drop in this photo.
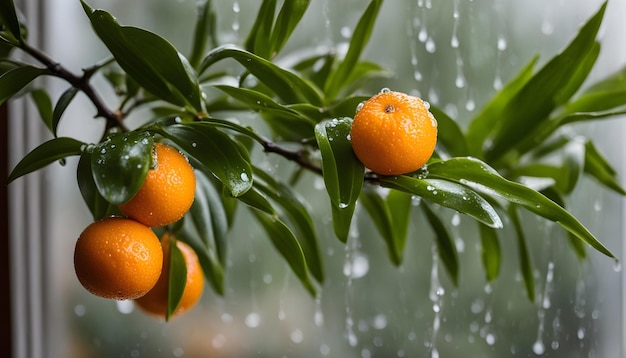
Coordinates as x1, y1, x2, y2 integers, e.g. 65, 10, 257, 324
532, 340, 545, 355
425, 37, 436, 53
245, 312, 261, 328
356, 102, 365, 113
423, 100, 431, 110
379, 87, 391, 94
613, 259, 622, 272
290, 329, 304, 344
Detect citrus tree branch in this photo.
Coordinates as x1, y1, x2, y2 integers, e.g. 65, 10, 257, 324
19, 42, 125, 131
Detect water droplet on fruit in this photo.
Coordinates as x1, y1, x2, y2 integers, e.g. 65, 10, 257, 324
423, 100, 431, 110
379, 87, 391, 94
356, 102, 365, 113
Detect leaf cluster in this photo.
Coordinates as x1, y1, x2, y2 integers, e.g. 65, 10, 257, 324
2, 0, 624, 305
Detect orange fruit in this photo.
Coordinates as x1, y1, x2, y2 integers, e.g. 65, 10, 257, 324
74, 217, 163, 300
119, 143, 196, 227
350, 89, 438, 175
135, 232, 204, 319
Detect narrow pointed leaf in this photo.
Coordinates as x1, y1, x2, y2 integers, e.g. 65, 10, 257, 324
200, 45, 323, 105
81, 1, 202, 111
251, 210, 317, 296
314, 118, 364, 242
427, 157, 615, 258
566, 65, 626, 113
324, 0, 382, 99
422, 203, 459, 286
478, 224, 501, 282
166, 239, 187, 321
52, 86, 79, 137
379, 176, 502, 229
584, 140, 626, 195
155, 122, 253, 197
90, 132, 153, 204
8, 137, 84, 183
29, 89, 53, 133
486, 2, 607, 160
0, 0, 22, 42
467, 56, 538, 155
386, 190, 413, 256
236, 186, 276, 215
0, 65, 48, 105
253, 168, 324, 283
77, 150, 116, 220
359, 188, 402, 265
508, 205, 535, 302
269, 0, 310, 57
188, 0, 217, 69
244, 0, 276, 58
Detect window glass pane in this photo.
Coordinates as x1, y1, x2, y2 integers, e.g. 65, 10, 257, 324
11, 0, 625, 357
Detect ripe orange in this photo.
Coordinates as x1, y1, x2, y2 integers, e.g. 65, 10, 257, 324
350, 90, 438, 175
135, 232, 204, 319
73, 217, 163, 300
119, 143, 196, 227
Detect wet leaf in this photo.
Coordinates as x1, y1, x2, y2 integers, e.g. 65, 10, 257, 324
8, 137, 84, 183
268, 0, 310, 57
90, 132, 153, 205
188, 0, 217, 69
314, 118, 364, 242
427, 157, 615, 258
379, 176, 502, 229
360, 188, 406, 265
430, 105, 468, 157
155, 122, 253, 197
77, 150, 116, 220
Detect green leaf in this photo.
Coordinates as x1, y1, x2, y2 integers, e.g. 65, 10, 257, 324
0, 0, 22, 42
244, 0, 276, 58
251, 210, 317, 296
7, 137, 84, 183
214, 85, 314, 123
314, 118, 364, 242
429, 105, 468, 157
324, 0, 382, 100
427, 157, 615, 258
253, 168, 324, 283
200, 45, 323, 106
52, 87, 79, 137
485, 2, 607, 161
359, 188, 404, 265
81, 1, 202, 111
584, 140, 626, 195
188, 0, 217, 69
566, 64, 626, 113
155, 122, 253, 197
268, 0, 310, 58
0, 65, 48, 105
166, 238, 187, 321
30, 89, 53, 133
540, 187, 587, 260
422, 203, 459, 286
465, 55, 538, 156
236, 186, 276, 215
379, 176, 503, 229
77, 149, 116, 220
386, 190, 413, 256
508, 205, 535, 302
190, 169, 229, 266
478, 224, 501, 282
90, 132, 153, 205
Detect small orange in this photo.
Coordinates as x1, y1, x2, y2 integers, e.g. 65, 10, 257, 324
135, 232, 204, 319
74, 217, 163, 300
350, 89, 438, 175
119, 143, 196, 227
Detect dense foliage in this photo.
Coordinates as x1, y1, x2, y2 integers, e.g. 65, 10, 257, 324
2, 0, 625, 315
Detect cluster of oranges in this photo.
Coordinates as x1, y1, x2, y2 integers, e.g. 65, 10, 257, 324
73, 143, 203, 319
